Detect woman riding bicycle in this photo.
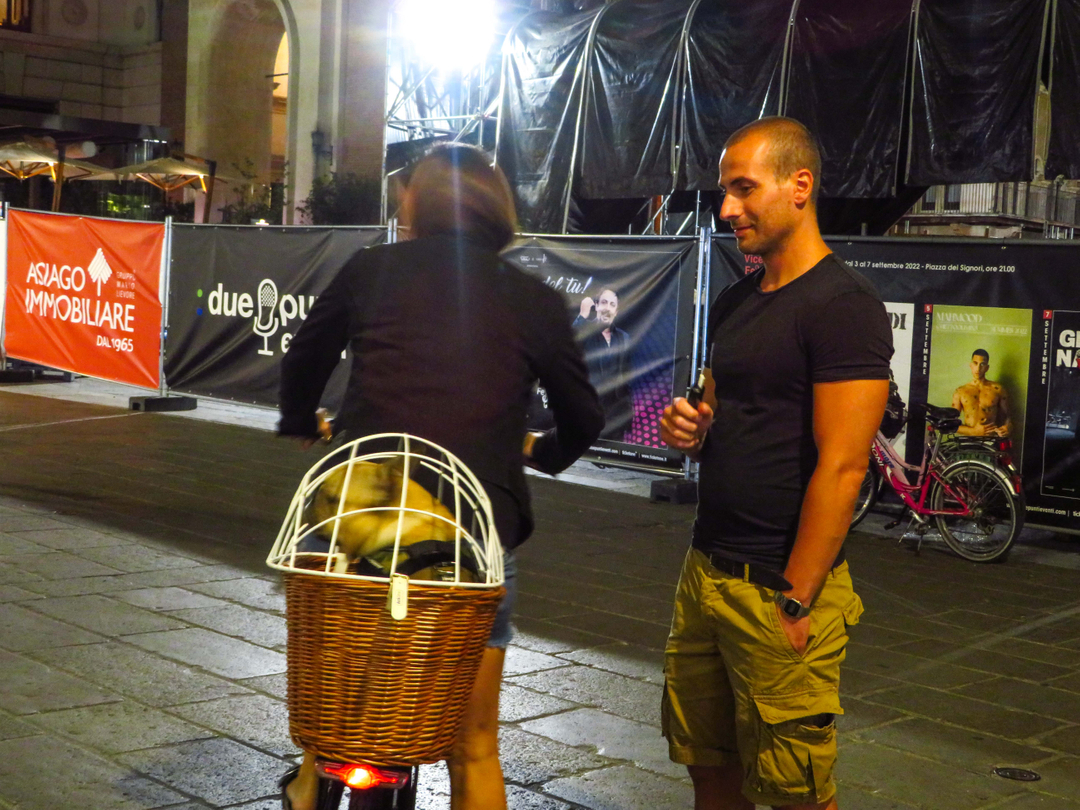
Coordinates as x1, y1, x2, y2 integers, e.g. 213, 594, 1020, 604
277, 144, 604, 810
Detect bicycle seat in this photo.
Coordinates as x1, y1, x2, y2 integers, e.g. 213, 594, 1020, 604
911, 403, 962, 432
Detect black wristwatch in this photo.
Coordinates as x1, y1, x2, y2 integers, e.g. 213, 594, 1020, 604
774, 590, 811, 619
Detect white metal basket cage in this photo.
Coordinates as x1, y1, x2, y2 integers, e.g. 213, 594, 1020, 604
266, 433, 504, 590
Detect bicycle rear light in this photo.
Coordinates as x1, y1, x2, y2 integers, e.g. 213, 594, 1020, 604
318, 762, 410, 790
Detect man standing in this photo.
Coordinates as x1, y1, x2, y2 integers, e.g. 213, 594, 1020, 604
575, 287, 634, 440
952, 349, 1011, 437
659, 117, 892, 810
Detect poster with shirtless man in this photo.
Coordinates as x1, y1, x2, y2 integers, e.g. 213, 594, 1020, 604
927, 305, 1031, 464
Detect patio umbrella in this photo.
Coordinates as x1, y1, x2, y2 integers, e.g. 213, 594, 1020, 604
79, 155, 222, 222
0, 140, 106, 210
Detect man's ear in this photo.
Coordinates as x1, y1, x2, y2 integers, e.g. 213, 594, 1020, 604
792, 169, 814, 207
382, 455, 416, 480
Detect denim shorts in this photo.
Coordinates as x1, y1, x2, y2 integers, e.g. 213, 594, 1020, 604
487, 550, 517, 649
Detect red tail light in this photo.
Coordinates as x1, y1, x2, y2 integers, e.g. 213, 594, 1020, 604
317, 762, 410, 790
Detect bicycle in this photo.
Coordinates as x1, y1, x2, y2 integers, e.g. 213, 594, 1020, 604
850, 403, 1025, 562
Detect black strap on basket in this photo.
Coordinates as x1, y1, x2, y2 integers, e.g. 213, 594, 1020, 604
355, 540, 482, 579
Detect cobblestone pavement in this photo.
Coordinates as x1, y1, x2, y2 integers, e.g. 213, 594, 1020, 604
0, 386, 1078, 809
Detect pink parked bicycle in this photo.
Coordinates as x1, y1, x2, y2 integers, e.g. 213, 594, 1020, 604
851, 403, 1024, 563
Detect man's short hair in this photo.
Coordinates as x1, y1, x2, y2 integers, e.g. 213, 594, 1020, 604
724, 117, 823, 205
973, 349, 990, 362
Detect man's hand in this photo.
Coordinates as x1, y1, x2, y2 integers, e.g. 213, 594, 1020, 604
660, 397, 714, 458
579, 297, 594, 319
776, 605, 810, 656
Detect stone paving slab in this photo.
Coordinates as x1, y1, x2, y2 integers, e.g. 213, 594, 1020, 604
851, 717, 1055, 771
0, 712, 40, 741
507, 665, 664, 727
21, 593, 188, 636
240, 673, 288, 702
114, 586, 230, 612
1024, 756, 1080, 802
10, 526, 132, 550
1038, 725, 1080, 756
520, 708, 684, 779
123, 627, 287, 680
499, 683, 580, 724
168, 694, 296, 757
166, 604, 287, 649
0, 550, 125, 579
71, 544, 205, 573
838, 741, 1027, 809
497, 726, 611, 786
118, 737, 284, 807
30, 700, 216, 753
504, 645, 571, 677
543, 765, 693, 810
0, 734, 187, 810
185, 578, 286, 614
555, 643, 664, 686
0, 583, 43, 602
861, 684, 1067, 740
0, 601, 106, 649
29, 641, 255, 707
0, 648, 122, 717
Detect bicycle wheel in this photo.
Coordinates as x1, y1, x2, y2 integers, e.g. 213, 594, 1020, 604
850, 465, 880, 528
931, 460, 1023, 562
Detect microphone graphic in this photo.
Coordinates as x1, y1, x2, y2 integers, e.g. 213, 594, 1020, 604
254, 279, 278, 356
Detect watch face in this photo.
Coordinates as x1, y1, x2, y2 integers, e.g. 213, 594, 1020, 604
781, 599, 801, 618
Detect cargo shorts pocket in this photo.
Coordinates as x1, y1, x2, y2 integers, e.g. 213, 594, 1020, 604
843, 591, 864, 628
748, 692, 840, 803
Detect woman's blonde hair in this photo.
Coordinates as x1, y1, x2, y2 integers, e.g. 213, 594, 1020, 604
400, 144, 518, 250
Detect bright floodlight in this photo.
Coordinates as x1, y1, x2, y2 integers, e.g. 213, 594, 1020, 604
397, 0, 496, 72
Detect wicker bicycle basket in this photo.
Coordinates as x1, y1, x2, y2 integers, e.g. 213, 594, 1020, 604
267, 434, 505, 765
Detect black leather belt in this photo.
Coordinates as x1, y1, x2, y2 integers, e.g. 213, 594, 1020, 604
703, 551, 793, 592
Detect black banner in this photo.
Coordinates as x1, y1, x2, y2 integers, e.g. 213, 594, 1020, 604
713, 233, 1080, 531
164, 225, 385, 407
503, 235, 699, 471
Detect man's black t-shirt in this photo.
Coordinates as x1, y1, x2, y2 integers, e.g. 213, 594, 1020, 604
693, 254, 893, 570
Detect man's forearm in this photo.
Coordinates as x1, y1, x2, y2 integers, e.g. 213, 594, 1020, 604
782, 462, 866, 605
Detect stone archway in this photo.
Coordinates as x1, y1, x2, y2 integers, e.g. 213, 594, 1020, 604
187, 0, 287, 219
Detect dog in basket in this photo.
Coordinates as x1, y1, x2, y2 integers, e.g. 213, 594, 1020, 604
305, 456, 479, 582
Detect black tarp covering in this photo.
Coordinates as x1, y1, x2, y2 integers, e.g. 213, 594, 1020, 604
907, 0, 1048, 185
578, 0, 692, 198
497, 9, 599, 233
1047, 0, 1080, 179
785, 0, 913, 198
679, 0, 793, 190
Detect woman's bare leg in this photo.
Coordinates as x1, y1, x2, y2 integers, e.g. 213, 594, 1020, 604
284, 751, 319, 810
448, 646, 507, 810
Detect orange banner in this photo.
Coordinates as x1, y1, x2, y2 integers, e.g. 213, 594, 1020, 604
4, 210, 165, 389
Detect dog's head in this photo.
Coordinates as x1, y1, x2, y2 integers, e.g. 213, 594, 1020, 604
308, 457, 406, 533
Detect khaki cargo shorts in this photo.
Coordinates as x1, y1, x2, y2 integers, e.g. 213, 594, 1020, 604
662, 548, 863, 808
